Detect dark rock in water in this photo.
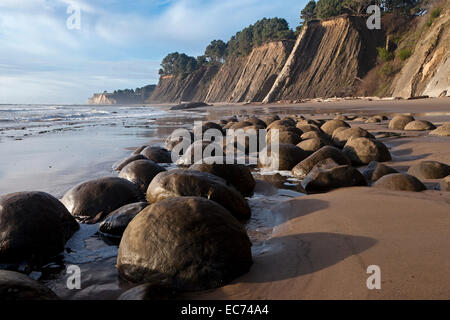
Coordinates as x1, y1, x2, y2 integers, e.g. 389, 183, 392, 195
62, 177, 143, 222
0, 192, 79, 263
132, 145, 148, 155
292, 146, 351, 179
362, 161, 398, 183
373, 173, 427, 192
407, 161, 450, 179
118, 283, 176, 300
113, 154, 147, 171
99, 202, 148, 237
189, 159, 255, 197
140, 146, 172, 163
169, 102, 210, 110
147, 169, 251, 220
117, 197, 252, 291
404, 120, 436, 131
388, 115, 415, 130
119, 160, 166, 193
258, 143, 308, 171
301, 163, 367, 193
320, 119, 351, 136
343, 137, 391, 165
332, 127, 375, 148
441, 176, 450, 192
0, 270, 59, 300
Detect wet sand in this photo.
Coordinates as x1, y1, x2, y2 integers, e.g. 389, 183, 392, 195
1, 97, 449, 299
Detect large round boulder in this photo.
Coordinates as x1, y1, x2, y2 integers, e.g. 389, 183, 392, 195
332, 127, 375, 148
373, 173, 427, 192
301, 164, 367, 193
98, 202, 148, 237
407, 161, 450, 179
119, 160, 166, 193
62, 177, 143, 221
268, 129, 302, 145
140, 146, 172, 163
258, 143, 308, 171
388, 115, 415, 130
147, 169, 251, 220
297, 138, 325, 155
164, 130, 194, 151
189, 160, 255, 197
441, 176, 450, 192
117, 197, 253, 291
261, 115, 280, 126
343, 137, 391, 165
320, 119, 351, 136
0, 192, 79, 262
404, 120, 436, 131
112, 154, 147, 171
362, 161, 398, 183
0, 270, 59, 300
292, 146, 351, 179
429, 123, 450, 136
176, 140, 221, 166
267, 119, 296, 130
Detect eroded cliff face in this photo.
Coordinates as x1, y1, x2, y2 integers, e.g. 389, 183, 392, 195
392, 6, 450, 98
88, 93, 117, 105
264, 16, 384, 102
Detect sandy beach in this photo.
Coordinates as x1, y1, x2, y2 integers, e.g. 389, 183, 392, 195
1, 97, 450, 300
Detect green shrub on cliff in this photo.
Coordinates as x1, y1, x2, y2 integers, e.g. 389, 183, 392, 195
377, 47, 394, 62
205, 40, 227, 64
159, 52, 198, 76
397, 48, 412, 60
301, 1, 317, 22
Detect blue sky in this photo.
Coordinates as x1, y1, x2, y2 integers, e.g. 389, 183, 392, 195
0, 0, 308, 104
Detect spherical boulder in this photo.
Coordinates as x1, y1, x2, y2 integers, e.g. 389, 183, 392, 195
117, 197, 253, 291
429, 123, 450, 136
140, 146, 172, 163
147, 169, 251, 220
119, 160, 166, 193
343, 137, 391, 165
404, 120, 436, 131
267, 119, 296, 131
332, 127, 375, 148
113, 154, 147, 172
301, 164, 367, 193
164, 130, 194, 151
297, 138, 325, 155
362, 161, 398, 183
296, 124, 321, 134
62, 177, 143, 221
373, 173, 427, 192
388, 115, 415, 130
261, 115, 280, 126
0, 192, 79, 262
132, 145, 148, 155
99, 202, 148, 237
320, 119, 351, 136
268, 130, 302, 145
258, 143, 308, 171
407, 161, 450, 179
189, 160, 255, 197
292, 146, 351, 179
440, 176, 450, 192
176, 140, 221, 166
0, 270, 59, 300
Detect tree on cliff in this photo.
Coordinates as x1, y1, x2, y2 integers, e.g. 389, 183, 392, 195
158, 52, 198, 76
205, 40, 227, 64
301, 1, 317, 22
316, 0, 344, 19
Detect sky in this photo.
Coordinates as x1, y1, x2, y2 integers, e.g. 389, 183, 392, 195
0, 0, 308, 104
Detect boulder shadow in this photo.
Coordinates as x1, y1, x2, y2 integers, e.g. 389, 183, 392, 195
272, 198, 329, 227
243, 232, 377, 283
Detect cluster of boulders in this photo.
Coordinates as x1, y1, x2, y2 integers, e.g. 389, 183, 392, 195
1, 110, 450, 300
388, 114, 449, 136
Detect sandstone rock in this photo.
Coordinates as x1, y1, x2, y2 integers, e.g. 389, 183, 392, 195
296, 124, 321, 133
267, 119, 296, 130
332, 127, 375, 148
0, 270, 59, 300
373, 173, 427, 192
164, 130, 194, 151
132, 145, 148, 155
404, 120, 436, 131
62, 177, 143, 221
170, 102, 209, 110
297, 138, 325, 154
189, 160, 255, 197
440, 176, 450, 192
113, 154, 147, 171
320, 119, 351, 136
343, 137, 391, 165
99, 202, 148, 237
429, 123, 450, 136
365, 116, 381, 123
302, 164, 367, 193
362, 161, 399, 183
245, 117, 267, 128
268, 130, 302, 145
292, 146, 351, 179
261, 115, 280, 126
258, 143, 308, 171
176, 140, 221, 166
141, 146, 172, 163
407, 161, 450, 179
119, 160, 167, 193
117, 197, 252, 290
147, 169, 251, 220
388, 115, 415, 130
0, 192, 79, 262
